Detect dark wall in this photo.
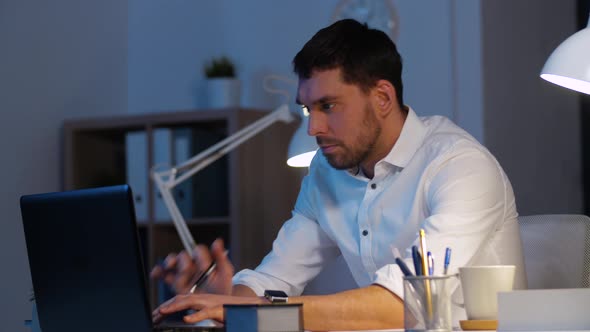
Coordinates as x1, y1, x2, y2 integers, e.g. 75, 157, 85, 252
579, 0, 590, 213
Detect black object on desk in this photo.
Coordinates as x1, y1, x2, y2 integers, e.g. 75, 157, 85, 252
20, 185, 222, 332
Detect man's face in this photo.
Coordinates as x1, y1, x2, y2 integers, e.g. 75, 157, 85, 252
297, 69, 381, 170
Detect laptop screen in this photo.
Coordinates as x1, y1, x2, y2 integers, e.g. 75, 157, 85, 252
20, 185, 153, 332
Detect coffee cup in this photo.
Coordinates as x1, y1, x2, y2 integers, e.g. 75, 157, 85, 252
458, 265, 515, 320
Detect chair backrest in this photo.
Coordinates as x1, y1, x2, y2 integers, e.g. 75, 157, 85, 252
519, 214, 590, 289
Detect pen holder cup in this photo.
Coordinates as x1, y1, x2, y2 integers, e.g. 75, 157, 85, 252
403, 275, 455, 332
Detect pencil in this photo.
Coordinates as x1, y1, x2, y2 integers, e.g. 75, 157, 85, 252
189, 249, 229, 293
419, 229, 433, 319
419, 229, 429, 276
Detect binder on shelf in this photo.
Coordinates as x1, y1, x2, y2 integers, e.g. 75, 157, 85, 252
153, 127, 195, 223
153, 128, 173, 223
191, 127, 229, 218
125, 131, 148, 222
172, 128, 193, 219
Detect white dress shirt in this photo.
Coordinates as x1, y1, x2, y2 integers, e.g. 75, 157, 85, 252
233, 107, 526, 314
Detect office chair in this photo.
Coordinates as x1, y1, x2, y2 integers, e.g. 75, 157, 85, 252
519, 214, 590, 289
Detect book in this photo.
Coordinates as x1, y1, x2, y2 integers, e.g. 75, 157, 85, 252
224, 303, 303, 332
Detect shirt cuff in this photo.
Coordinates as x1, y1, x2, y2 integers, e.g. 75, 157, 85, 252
232, 269, 299, 296
372, 264, 406, 300
232, 269, 266, 296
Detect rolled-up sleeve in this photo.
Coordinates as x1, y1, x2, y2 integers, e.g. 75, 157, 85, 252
372, 264, 407, 299
233, 170, 341, 296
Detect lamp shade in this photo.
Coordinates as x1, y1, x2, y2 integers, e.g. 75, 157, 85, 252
287, 114, 317, 167
540, 17, 590, 95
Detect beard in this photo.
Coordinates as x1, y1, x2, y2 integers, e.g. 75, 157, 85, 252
319, 103, 382, 170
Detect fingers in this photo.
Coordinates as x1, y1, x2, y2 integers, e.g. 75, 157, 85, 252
150, 253, 177, 279
158, 294, 197, 314
151, 240, 230, 295
152, 296, 178, 323
210, 238, 226, 258
154, 241, 223, 279
175, 251, 198, 293
152, 294, 195, 323
152, 294, 261, 324
152, 297, 224, 324
192, 244, 213, 273
210, 239, 234, 277
150, 250, 200, 294
184, 306, 224, 324
150, 265, 163, 279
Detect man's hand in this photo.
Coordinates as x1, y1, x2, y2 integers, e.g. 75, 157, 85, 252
152, 293, 266, 324
150, 238, 234, 295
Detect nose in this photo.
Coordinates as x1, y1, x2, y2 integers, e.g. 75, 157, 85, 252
307, 111, 327, 136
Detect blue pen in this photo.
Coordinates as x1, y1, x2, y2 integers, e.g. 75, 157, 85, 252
444, 247, 452, 275
427, 251, 434, 275
395, 257, 414, 277
412, 245, 423, 275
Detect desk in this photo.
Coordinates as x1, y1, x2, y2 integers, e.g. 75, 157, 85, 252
313, 330, 403, 332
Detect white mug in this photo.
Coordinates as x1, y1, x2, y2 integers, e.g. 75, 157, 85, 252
458, 265, 515, 320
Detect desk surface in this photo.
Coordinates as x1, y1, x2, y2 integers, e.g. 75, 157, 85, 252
314, 330, 403, 332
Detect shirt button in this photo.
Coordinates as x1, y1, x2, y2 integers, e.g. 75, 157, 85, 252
362, 230, 368, 236
370, 183, 377, 189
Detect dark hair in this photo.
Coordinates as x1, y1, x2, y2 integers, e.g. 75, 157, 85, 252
293, 19, 404, 108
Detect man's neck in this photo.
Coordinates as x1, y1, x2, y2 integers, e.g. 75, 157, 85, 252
360, 107, 408, 179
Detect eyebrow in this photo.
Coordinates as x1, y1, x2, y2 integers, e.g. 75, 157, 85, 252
296, 95, 339, 107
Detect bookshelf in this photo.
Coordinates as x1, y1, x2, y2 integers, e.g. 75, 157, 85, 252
62, 108, 303, 305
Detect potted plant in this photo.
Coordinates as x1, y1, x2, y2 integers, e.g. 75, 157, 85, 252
204, 56, 240, 109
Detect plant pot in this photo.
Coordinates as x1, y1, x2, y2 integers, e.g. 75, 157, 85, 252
206, 78, 241, 109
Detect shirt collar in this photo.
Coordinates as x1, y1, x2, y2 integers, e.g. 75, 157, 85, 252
381, 106, 427, 169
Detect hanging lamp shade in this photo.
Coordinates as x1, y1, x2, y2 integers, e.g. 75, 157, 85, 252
540, 16, 590, 95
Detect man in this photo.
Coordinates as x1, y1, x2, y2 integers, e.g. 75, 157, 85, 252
151, 19, 526, 331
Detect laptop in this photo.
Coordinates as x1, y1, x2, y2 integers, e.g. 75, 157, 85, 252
20, 184, 223, 332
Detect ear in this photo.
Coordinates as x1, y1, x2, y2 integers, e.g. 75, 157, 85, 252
371, 80, 398, 117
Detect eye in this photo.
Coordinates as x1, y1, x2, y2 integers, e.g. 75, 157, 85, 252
320, 103, 334, 111
301, 105, 310, 117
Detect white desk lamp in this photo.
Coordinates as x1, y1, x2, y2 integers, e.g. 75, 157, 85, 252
151, 104, 317, 255
287, 113, 317, 167
540, 14, 590, 95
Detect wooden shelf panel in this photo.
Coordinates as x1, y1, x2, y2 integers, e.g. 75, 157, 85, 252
137, 217, 230, 226
63, 108, 263, 131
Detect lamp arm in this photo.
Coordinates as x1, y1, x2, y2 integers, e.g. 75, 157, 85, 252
171, 104, 294, 187
150, 104, 295, 255
152, 174, 197, 256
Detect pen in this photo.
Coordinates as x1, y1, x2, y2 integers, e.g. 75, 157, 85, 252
412, 245, 423, 276
444, 247, 452, 275
391, 247, 414, 277
427, 251, 434, 276
189, 250, 229, 293
395, 257, 414, 277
